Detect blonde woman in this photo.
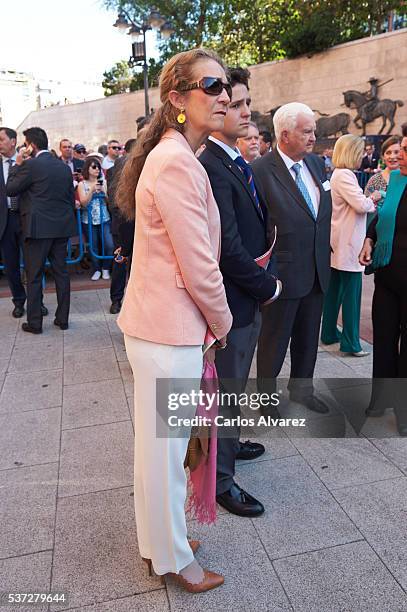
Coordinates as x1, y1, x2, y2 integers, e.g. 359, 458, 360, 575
116, 49, 233, 592
321, 134, 382, 355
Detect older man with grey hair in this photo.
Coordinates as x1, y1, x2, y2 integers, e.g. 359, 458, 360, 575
252, 102, 332, 413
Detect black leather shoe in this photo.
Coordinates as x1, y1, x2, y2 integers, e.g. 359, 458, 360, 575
41, 305, 49, 316
216, 483, 264, 517
54, 319, 68, 330
291, 395, 329, 414
22, 322, 42, 334
110, 301, 121, 314
365, 404, 385, 417
12, 305, 25, 318
398, 424, 407, 437
236, 440, 265, 460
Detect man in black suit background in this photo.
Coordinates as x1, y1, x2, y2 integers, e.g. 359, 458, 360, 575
6, 127, 77, 333
252, 103, 332, 413
59, 139, 84, 174
360, 142, 379, 174
106, 138, 136, 314
200, 68, 281, 517
0, 127, 26, 317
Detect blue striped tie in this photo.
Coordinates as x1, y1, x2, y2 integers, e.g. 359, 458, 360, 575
292, 162, 316, 219
234, 156, 263, 219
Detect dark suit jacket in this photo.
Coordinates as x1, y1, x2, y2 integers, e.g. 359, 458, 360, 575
106, 155, 135, 256
360, 151, 380, 172
6, 152, 77, 240
0, 158, 10, 241
59, 157, 84, 173
199, 139, 278, 328
251, 150, 332, 299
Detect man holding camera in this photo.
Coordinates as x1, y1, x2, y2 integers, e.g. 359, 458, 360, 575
6, 127, 77, 333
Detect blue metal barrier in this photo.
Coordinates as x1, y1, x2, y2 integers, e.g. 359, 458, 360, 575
66, 209, 85, 264
84, 198, 114, 262
0, 206, 112, 272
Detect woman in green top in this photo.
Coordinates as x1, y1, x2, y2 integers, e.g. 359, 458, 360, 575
359, 136, 407, 435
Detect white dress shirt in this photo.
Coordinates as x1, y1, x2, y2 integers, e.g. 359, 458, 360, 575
102, 155, 115, 171
2, 153, 17, 208
277, 144, 320, 215
208, 136, 240, 160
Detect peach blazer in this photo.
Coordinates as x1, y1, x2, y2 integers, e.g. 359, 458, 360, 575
117, 129, 233, 345
330, 168, 376, 272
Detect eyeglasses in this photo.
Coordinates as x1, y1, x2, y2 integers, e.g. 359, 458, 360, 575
76, 150, 86, 154
90, 163, 100, 170
110, 146, 121, 151
179, 77, 232, 99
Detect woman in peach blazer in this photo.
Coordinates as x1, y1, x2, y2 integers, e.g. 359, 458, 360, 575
321, 134, 381, 356
115, 49, 232, 593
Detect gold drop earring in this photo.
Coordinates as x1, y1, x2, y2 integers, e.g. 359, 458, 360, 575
177, 107, 186, 124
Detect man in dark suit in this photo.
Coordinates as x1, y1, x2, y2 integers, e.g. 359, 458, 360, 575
59, 139, 84, 174
252, 103, 332, 413
0, 127, 26, 317
6, 127, 77, 333
360, 143, 379, 173
200, 68, 281, 517
106, 138, 136, 314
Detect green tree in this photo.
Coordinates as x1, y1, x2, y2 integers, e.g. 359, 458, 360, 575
103, 0, 405, 70
102, 60, 136, 96
279, 1, 404, 58
102, 58, 162, 96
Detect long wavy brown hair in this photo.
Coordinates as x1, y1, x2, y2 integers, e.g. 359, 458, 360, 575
116, 48, 225, 220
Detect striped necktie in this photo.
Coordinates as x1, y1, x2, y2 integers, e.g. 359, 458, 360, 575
292, 162, 316, 219
6, 159, 19, 211
234, 155, 263, 219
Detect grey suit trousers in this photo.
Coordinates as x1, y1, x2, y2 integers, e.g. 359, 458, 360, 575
215, 309, 262, 495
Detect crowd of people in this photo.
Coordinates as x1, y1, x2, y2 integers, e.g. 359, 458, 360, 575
0, 47, 407, 594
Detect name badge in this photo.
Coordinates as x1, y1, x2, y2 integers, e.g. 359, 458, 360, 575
322, 180, 331, 191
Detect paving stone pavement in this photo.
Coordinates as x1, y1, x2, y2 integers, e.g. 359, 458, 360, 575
0, 288, 406, 612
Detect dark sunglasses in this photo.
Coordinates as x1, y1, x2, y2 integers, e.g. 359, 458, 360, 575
110, 146, 121, 151
179, 77, 232, 99
90, 163, 101, 170
77, 149, 86, 154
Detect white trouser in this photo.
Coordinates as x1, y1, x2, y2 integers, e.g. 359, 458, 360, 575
124, 335, 203, 575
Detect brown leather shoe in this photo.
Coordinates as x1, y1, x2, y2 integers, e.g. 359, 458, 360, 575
166, 569, 224, 593
141, 539, 200, 576
188, 539, 200, 554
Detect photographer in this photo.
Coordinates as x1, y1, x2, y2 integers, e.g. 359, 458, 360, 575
6, 127, 76, 333
77, 157, 114, 281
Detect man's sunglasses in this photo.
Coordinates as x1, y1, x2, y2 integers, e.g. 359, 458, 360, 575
110, 146, 121, 151
179, 77, 232, 99
77, 150, 86, 154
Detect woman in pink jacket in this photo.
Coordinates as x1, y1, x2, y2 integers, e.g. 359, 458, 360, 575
115, 49, 232, 593
321, 134, 382, 356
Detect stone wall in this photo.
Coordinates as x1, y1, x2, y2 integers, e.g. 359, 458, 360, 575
17, 28, 407, 150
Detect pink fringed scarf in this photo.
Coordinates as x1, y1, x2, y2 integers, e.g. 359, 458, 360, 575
186, 360, 218, 524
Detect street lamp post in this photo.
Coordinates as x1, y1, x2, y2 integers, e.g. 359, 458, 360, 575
113, 8, 174, 117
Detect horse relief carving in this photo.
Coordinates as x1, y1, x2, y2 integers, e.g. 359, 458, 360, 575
343, 77, 404, 135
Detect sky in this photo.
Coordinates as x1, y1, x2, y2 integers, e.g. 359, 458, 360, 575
1, 0, 158, 83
